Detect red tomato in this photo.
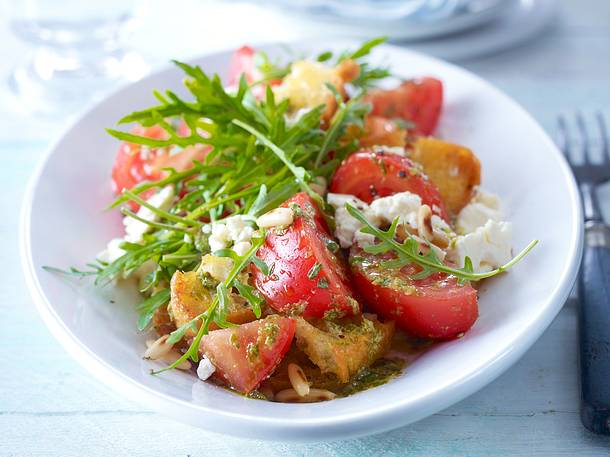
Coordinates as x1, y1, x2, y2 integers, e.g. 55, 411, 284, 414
111, 125, 167, 195
350, 248, 478, 339
227, 45, 281, 99
329, 150, 448, 220
200, 315, 296, 393
228, 46, 262, 86
252, 192, 360, 319
111, 125, 208, 209
365, 77, 443, 136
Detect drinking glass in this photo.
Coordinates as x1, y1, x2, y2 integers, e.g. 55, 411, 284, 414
7, 0, 149, 115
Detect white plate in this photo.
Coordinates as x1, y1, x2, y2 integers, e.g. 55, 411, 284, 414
20, 42, 582, 441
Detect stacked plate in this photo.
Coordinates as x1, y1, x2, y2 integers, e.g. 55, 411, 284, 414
256, 0, 557, 60
266, 0, 512, 41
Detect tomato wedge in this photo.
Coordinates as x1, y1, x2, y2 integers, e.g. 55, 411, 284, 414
111, 125, 167, 195
228, 45, 262, 86
200, 315, 296, 393
349, 248, 478, 339
227, 45, 281, 98
329, 150, 448, 220
252, 192, 360, 319
111, 125, 208, 209
365, 77, 443, 136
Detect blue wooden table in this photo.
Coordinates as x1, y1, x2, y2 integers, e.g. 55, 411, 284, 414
3, 1, 610, 455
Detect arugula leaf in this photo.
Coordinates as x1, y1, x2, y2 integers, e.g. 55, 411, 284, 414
136, 288, 171, 331
234, 280, 264, 318
345, 37, 387, 60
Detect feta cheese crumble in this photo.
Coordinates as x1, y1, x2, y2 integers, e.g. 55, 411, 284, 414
327, 193, 379, 248
369, 191, 422, 230
204, 215, 256, 255
124, 186, 175, 243
455, 188, 503, 235
197, 355, 216, 381
97, 237, 127, 264
451, 220, 513, 273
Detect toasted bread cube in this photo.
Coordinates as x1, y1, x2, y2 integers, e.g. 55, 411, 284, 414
294, 316, 394, 383
410, 137, 481, 216
168, 271, 256, 338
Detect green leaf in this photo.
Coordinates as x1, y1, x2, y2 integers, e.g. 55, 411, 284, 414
234, 279, 264, 318
317, 51, 333, 62
136, 289, 171, 331
347, 37, 387, 60
215, 283, 233, 328
251, 256, 270, 276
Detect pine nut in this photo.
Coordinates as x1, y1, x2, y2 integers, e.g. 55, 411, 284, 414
417, 204, 433, 241
256, 207, 294, 228
274, 388, 337, 403
144, 334, 173, 360
287, 363, 310, 397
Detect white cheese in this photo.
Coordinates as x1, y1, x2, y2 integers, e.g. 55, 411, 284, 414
97, 237, 126, 263
97, 238, 153, 280
208, 222, 230, 252
369, 192, 422, 230
232, 241, 252, 257
451, 220, 513, 273
455, 188, 503, 235
204, 215, 256, 255
327, 193, 379, 248
197, 355, 216, 381
225, 215, 256, 242
274, 60, 339, 111
124, 186, 175, 243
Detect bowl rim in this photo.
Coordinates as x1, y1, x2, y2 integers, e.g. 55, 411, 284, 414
19, 41, 584, 441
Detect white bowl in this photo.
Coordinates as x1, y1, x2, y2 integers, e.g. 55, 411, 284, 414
20, 42, 582, 441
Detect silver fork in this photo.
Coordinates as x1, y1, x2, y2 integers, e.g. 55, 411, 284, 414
557, 112, 610, 435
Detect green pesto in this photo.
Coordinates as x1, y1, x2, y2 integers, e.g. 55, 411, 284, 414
337, 358, 406, 397
261, 321, 279, 347
358, 256, 417, 294
307, 262, 322, 280
325, 239, 340, 253
317, 277, 330, 289
246, 341, 260, 363
230, 331, 241, 349
245, 390, 268, 400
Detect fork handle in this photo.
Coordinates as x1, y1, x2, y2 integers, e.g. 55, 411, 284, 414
579, 221, 610, 434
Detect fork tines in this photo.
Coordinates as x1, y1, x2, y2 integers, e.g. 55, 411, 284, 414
558, 112, 610, 184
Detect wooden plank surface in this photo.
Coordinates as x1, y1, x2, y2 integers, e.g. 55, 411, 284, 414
2, 0, 610, 455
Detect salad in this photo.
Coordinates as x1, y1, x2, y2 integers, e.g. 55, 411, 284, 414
49, 39, 537, 402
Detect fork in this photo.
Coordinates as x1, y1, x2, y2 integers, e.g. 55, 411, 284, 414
558, 112, 610, 435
